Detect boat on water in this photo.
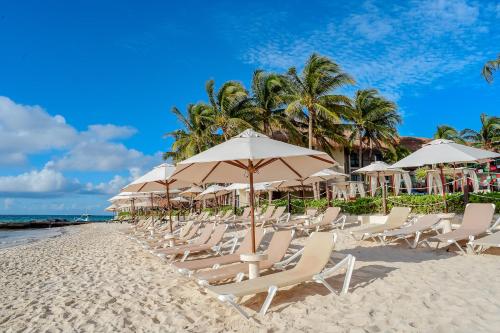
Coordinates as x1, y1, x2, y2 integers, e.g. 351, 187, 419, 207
74, 214, 90, 222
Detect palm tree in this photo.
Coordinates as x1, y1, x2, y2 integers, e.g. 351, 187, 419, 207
284, 53, 355, 149
433, 125, 464, 143
164, 103, 217, 162
482, 54, 500, 83
243, 70, 302, 141
461, 113, 500, 151
347, 89, 401, 167
205, 80, 254, 140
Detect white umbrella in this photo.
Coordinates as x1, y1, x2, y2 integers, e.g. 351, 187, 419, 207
391, 139, 499, 212
354, 161, 410, 213
179, 186, 204, 197
121, 163, 193, 232
195, 184, 229, 200
105, 204, 117, 212
170, 196, 189, 203
391, 139, 499, 168
172, 129, 335, 252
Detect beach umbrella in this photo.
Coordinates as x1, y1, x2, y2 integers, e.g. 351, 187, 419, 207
171, 129, 336, 253
179, 186, 204, 197
105, 204, 117, 212
391, 139, 500, 211
354, 161, 409, 214
170, 196, 189, 203
121, 163, 192, 232
195, 184, 229, 211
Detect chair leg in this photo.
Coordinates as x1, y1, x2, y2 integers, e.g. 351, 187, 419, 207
219, 294, 252, 320
259, 286, 278, 316
412, 231, 421, 249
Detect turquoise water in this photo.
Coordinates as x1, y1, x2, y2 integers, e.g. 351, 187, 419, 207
0, 215, 113, 224
0, 215, 113, 249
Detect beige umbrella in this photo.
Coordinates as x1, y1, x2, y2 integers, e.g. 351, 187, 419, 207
172, 129, 336, 253
391, 139, 500, 212
179, 186, 204, 198
121, 163, 192, 232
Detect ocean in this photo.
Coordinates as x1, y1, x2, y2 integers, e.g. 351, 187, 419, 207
0, 215, 113, 249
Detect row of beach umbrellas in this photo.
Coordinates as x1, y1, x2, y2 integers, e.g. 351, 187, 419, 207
111, 131, 499, 253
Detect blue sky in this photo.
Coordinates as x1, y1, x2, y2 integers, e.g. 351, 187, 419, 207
0, 0, 499, 214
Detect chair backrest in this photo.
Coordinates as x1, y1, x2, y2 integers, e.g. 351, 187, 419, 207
293, 232, 335, 275
255, 207, 262, 216
179, 220, 194, 239
235, 228, 265, 254
206, 225, 227, 246
265, 230, 294, 263
240, 207, 251, 219
183, 222, 201, 240
306, 208, 318, 217
386, 207, 411, 229
272, 206, 286, 219
461, 203, 495, 231
194, 224, 214, 245
319, 207, 340, 226
261, 205, 275, 219
409, 214, 441, 231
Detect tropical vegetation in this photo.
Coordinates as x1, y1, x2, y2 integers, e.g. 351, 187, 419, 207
433, 114, 500, 152
482, 54, 500, 83
166, 53, 402, 163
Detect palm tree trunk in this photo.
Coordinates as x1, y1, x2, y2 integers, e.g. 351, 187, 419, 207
308, 108, 315, 149
358, 133, 363, 168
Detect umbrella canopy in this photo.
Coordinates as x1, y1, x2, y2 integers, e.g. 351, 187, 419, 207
105, 204, 117, 212
173, 129, 336, 184
195, 184, 229, 200
179, 185, 204, 197
109, 192, 151, 203
391, 139, 499, 168
122, 163, 192, 192
172, 129, 335, 253
354, 161, 404, 176
274, 168, 348, 188
170, 196, 189, 203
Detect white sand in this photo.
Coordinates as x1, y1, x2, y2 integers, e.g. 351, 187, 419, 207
1, 222, 500, 332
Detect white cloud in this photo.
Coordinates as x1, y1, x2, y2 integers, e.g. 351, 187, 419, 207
0, 96, 77, 164
85, 175, 129, 195
240, 0, 499, 99
0, 167, 81, 196
82, 124, 137, 141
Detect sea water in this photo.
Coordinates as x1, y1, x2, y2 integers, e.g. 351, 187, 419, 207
0, 215, 113, 249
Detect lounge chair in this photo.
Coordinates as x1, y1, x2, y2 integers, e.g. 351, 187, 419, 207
350, 207, 411, 241
194, 230, 294, 285
205, 232, 356, 319
173, 228, 266, 276
422, 203, 496, 254
155, 224, 228, 261
376, 214, 441, 248
467, 217, 500, 254
152, 223, 214, 256
297, 207, 346, 233
259, 206, 290, 228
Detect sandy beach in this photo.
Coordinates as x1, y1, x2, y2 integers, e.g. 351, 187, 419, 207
1, 222, 500, 332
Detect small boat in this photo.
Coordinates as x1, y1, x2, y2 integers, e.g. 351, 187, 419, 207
74, 214, 90, 222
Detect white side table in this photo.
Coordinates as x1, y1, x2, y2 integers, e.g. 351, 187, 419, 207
437, 213, 456, 234
164, 234, 176, 247
240, 253, 268, 279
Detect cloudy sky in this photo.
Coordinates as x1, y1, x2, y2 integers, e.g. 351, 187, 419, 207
0, 0, 499, 214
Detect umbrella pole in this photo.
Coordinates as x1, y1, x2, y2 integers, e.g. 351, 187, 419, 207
166, 183, 173, 233
439, 166, 448, 213
287, 191, 291, 213
249, 166, 256, 253
379, 172, 387, 215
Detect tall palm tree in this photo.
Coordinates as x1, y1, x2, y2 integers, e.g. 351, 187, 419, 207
244, 70, 301, 141
284, 53, 355, 149
205, 80, 254, 140
164, 103, 217, 162
347, 89, 401, 167
461, 113, 500, 151
482, 54, 500, 83
433, 125, 464, 143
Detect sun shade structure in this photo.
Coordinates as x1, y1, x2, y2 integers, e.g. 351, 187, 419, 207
354, 161, 411, 213
195, 184, 229, 200
391, 139, 499, 168
179, 186, 203, 197
172, 129, 336, 252
391, 139, 499, 212
121, 163, 192, 232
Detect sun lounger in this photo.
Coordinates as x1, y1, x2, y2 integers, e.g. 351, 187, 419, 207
350, 207, 411, 241
205, 232, 356, 319
173, 228, 266, 276
259, 206, 290, 228
194, 230, 294, 285
376, 214, 441, 248
155, 224, 227, 261
297, 207, 346, 233
152, 223, 214, 255
422, 203, 496, 254
467, 218, 500, 254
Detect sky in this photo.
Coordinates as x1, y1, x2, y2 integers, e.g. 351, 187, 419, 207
0, 0, 499, 214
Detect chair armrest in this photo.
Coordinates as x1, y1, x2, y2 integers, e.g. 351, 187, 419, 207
273, 248, 304, 270
488, 217, 500, 233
